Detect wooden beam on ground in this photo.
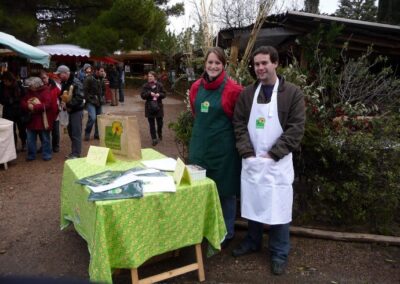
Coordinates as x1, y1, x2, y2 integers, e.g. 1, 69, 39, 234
235, 220, 400, 246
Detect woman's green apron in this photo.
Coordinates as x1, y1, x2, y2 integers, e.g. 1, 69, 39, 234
189, 78, 241, 197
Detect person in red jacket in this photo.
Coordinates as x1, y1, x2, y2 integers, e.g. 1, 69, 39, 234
188, 47, 243, 249
40, 70, 61, 152
20, 77, 53, 161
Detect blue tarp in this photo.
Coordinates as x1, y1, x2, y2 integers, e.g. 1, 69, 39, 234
0, 32, 50, 67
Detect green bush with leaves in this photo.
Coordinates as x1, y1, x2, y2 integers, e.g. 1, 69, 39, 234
294, 118, 400, 235
282, 46, 400, 234
168, 108, 193, 162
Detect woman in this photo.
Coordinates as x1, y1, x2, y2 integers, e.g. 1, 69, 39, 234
40, 70, 61, 152
0, 71, 27, 151
20, 77, 53, 161
108, 64, 119, 106
188, 47, 243, 248
140, 71, 166, 146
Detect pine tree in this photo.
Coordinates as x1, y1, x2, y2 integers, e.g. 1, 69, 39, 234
335, 0, 377, 21
0, 0, 183, 54
304, 0, 320, 14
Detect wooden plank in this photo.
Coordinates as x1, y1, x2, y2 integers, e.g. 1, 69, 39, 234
289, 226, 400, 245
229, 37, 240, 69
235, 220, 400, 246
195, 243, 205, 282
134, 263, 199, 284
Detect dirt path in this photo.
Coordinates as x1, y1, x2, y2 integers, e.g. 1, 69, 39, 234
0, 89, 399, 283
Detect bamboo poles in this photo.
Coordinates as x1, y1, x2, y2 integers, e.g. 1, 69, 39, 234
233, 0, 276, 84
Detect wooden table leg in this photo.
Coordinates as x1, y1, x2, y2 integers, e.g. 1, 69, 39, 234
195, 243, 205, 282
131, 268, 139, 284
130, 243, 206, 284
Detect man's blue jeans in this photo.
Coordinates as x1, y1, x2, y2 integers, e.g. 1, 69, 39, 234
244, 219, 290, 263
220, 195, 237, 239
27, 129, 52, 160
85, 103, 102, 139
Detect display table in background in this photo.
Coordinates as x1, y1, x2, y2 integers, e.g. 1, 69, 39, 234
0, 118, 16, 170
60, 148, 226, 284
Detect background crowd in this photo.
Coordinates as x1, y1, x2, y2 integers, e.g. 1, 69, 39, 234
0, 62, 126, 161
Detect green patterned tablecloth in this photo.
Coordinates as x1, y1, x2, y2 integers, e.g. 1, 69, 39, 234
60, 148, 227, 284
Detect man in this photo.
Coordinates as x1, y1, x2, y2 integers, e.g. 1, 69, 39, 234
83, 64, 102, 141
232, 46, 305, 275
94, 66, 106, 105
55, 65, 85, 159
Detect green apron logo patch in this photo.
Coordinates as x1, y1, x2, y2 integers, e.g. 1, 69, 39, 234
105, 121, 123, 150
201, 101, 210, 113
256, 117, 266, 129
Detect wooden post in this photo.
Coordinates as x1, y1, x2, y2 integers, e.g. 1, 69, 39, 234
229, 36, 240, 75
195, 243, 205, 282
131, 268, 139, 284
300, 48, 308, 69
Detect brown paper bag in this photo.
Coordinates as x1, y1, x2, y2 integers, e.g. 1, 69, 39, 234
42, 106, 50, 130
97, 114, 142, 160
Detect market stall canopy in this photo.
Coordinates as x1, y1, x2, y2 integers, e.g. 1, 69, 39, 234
36, 44, 90, 57
37, 44, 120, 65
0, 32, 50, 67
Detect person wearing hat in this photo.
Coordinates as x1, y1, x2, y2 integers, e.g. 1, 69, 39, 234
83, 64, 102, 141
83, 64, 91, 73
55, 65, 85, 159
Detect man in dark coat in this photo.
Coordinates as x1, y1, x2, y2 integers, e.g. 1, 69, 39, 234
56, 65, 85, 159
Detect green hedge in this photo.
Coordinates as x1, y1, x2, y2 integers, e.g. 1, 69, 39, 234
294, 117, 400, 235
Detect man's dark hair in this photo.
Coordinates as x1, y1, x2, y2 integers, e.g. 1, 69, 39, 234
252, 46, 279, 64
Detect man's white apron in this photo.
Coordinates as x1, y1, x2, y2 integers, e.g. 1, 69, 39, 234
241, 79, 294, 225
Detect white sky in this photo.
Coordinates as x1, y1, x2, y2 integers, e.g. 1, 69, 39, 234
167, 0, 341, 34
